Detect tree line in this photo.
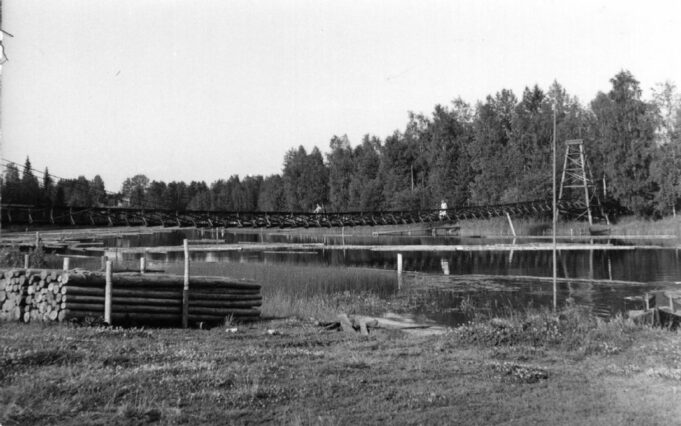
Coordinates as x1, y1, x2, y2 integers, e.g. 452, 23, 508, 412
2, 71, 680, 217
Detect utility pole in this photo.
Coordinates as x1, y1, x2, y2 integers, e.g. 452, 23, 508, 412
552, 103, 558, 312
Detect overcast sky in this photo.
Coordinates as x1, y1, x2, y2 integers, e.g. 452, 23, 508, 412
2, 0, 680, 191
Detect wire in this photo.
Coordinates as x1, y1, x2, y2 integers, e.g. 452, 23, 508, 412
0, 158, 166, 210
0, 28, 14, 64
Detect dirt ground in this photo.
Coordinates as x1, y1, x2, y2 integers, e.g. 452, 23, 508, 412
1, 316, 681, 425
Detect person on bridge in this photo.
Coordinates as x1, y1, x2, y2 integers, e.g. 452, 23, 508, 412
439, 199, 448, 220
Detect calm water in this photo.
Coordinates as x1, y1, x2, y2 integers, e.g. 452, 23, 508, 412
73, 228, 681, 326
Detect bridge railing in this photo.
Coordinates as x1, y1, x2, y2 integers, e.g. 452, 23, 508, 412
0, 199, 610, 228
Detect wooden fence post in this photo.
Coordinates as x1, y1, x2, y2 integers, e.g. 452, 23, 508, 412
24, 254, 29, 269
669, 292, 674, 313
105, 260, 112, 324
397, 253, 403, 274
101, 255, 108, 271
505, 212, 516, 237
63, 257, 70, 271
182, 239, 190, 328
140, 257, 146, 274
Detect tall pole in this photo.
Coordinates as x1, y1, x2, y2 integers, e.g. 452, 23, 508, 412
552, 103, 558, 312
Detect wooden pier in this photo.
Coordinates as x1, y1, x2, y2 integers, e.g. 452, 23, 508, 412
627, 290, 681, 329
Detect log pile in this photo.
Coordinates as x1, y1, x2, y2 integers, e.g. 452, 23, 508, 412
0, 269, 261, 326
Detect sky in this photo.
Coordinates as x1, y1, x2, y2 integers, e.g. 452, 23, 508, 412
2, 0, 681, 192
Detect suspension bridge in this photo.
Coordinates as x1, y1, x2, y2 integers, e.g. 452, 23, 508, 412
1, 140, 616, 229
0, 198, 610, 229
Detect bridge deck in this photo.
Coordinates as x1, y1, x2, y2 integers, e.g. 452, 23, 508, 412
0, 199, 608, 228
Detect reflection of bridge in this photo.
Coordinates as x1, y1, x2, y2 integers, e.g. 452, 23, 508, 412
0, 198, 611, 228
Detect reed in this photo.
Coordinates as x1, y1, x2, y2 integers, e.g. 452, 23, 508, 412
457, 217, 594, 237
163, 261, 398, 319
609, 215, 681, 236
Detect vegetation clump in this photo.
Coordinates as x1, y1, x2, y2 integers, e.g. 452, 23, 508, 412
0, 243, 47, 268
452, 305, 638, 355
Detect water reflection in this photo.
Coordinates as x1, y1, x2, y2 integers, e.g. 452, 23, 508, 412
440, 258, 450, 275
81, 228, 681, 326
141, 246, 681, 283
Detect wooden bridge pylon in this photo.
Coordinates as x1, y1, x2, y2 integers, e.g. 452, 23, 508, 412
558, 139, 607, 225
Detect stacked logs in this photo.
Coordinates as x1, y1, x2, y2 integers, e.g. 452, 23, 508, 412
0, 269, 261, 326
1, 269, 67, 322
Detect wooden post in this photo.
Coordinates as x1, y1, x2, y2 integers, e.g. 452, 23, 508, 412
24, 254, 29, 269
104, 260, 112, 324
101, 255, 107, 271
552, 105, 557, 313
669, 293, 674, 313
505, 212, 516, 237
140, 257, 146, 274
63, 257, 70, 271
397, 253, 403, 274
644, 292, 650, 311
182, 239, 189, 328
35, 232, 40, 247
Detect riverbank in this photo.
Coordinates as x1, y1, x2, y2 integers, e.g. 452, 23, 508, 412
1, 307, 680, 425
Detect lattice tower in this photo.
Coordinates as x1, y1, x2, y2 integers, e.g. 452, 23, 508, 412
558, 139, 607, 225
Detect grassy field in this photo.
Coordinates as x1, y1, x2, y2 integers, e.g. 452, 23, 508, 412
1, 305, 681, 425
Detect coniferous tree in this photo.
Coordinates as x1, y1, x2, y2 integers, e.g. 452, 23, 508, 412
326, 135, 354, 211
42, 168, 55, 205
21, 157, 41, 205
282, 146, 308, 211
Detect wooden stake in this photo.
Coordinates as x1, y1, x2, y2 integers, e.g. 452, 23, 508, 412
140, 257, 146, 274
505, 212, 516, 237
397, 253, 403, 274
669, 292, 674, 313
104, 260, 112, 324
63, 257, 70, 271
101, 255, 107, 271
182, 239, 189, 328
24, 254, 29, 269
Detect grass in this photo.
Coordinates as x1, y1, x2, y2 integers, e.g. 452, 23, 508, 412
609, 215, 681, 236
2, 306, 681, 425
453, 302, 641, 356
458, 216, 602, 237
458, 215, 681, 238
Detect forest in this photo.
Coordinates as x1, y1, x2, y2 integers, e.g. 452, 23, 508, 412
2, 71, 680, 217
